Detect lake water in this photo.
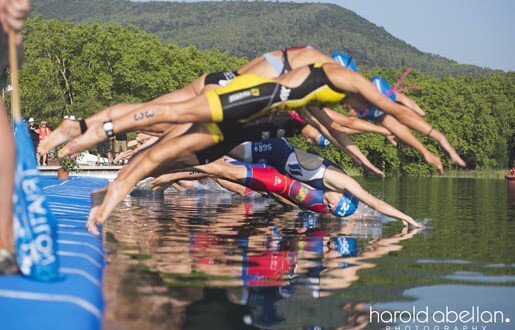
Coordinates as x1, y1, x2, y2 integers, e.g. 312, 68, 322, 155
103, 177, 515, 330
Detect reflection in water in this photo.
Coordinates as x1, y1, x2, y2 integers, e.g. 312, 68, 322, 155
103, 178, 515, 330
103, 183, 416, 330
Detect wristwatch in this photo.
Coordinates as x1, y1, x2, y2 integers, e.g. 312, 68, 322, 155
103, 120, 115, 138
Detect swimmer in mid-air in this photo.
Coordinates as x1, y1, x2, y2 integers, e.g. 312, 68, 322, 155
39, 46, 390, 152
58, 60, 463, 171
87, 136, 423, 233
151, 138, 423, 227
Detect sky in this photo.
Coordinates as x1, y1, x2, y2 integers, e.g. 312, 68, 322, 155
133, 0, 515, 71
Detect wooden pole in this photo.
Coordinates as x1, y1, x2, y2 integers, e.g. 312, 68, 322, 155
8, 30, 20, 122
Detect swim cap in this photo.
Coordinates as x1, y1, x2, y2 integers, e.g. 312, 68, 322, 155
318, 134, 331, 148
331, 236, 358, 257
332, 191, 359, 217
371, 75, 396, 102
357, 76, 395, 120
331, 52, 358, 72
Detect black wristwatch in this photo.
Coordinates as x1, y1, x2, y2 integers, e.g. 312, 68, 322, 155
103, 120, 115, 138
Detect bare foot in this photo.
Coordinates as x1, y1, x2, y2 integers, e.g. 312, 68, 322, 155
59, 123, 106, 158
86, 181, 128, 235
424, 153, 444, 174
87, 206, 101, 235
38, 119, 81, 154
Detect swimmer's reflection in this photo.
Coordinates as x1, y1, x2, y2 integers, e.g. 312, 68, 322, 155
223, 224, 421, 329
105, 191, 420, 330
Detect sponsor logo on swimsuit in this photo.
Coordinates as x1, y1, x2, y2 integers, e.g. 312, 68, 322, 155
254, 143, 272, 153
228, 90, 252, 103
294, 185, 308, 202
218, 72, 237, 86
287, 163, 303, 176
279, 86, 291, 101
224, 71, 236, 80
273, 175, 282, 186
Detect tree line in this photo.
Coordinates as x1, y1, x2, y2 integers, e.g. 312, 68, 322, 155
11, 18, 515, 174
31, 0, 495, 77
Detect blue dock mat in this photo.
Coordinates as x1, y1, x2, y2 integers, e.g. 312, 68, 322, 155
0, 176, 108, 330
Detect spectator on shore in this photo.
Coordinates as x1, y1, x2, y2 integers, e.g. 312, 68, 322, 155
38, 120, 51, 165
114, 132, 128, 165
27, 117, 39, 157
96, 140, 112, 166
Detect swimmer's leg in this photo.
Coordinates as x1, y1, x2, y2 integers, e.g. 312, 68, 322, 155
41, 76, 205, 154
61, 94, 213, 158
87, 125, 218, 234
38, 103, 142, 154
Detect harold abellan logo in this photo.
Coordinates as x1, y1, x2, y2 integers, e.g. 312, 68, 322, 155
369, 305, 510, 330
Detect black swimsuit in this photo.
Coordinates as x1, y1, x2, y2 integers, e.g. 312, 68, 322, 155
195, 110, 308, 164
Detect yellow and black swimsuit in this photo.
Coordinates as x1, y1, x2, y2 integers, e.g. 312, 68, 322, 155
283, 62, 347, 108
204, 62, 346, 124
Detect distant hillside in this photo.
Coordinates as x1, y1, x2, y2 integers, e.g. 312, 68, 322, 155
31, 0, 492, 76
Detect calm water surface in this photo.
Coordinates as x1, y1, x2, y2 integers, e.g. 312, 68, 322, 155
103, 178, 515, 330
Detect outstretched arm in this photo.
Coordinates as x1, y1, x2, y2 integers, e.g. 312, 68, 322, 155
324, 167, 422, 227
320, 107, 394, 137
352, 73, 465, 168
299, 107, 385, 177
151, 170, 212, 189
395, 92, 425, 116
380, 115, 444, 173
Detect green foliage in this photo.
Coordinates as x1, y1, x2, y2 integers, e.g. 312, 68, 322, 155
59, 156, 80, 172
18, 18, 515, 175
30, 0, 496, 76
20, 16, 246, 128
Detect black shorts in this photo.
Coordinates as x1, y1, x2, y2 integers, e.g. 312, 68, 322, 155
205, 75, 282, 122
204, 71, 239, 86
195, 111, 307, 164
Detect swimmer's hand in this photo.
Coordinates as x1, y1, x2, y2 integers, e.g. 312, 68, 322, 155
402, 216, 425, 228
386, 134, 398, 147
363, 163, 385, 178
424, 153, 444, 174
150, 174, 174, 190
